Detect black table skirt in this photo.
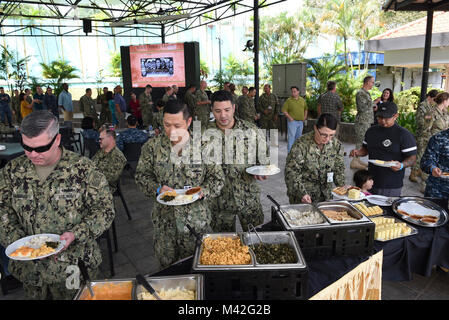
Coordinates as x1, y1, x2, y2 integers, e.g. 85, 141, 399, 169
152, 197, 449, 299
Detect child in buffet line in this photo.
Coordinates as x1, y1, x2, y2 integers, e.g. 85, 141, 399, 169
353, 169, 374, 196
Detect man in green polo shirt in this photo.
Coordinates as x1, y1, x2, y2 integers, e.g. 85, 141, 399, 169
282, 86, 308, 152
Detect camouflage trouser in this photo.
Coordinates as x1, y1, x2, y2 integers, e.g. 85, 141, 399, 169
413, 136, 429, 171
195, 111, 210, 130
23, 267, 100, 300
354, 121, 371, 149
260, 116, 278, 130
210, 206, 264, 232
99, 108, 112, 127
152, 215, 212, 270
142, 110, 153, 128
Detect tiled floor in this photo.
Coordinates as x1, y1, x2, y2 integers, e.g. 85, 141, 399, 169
1, 133, 448, 300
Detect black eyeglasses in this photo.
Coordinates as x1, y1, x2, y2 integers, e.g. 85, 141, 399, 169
21, 134, 58, 153
316, 127, 335, 139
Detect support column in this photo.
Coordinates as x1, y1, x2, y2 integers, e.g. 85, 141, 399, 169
420, 9, 434, 102
161, 24, 165, 44
254, 0, 260, 107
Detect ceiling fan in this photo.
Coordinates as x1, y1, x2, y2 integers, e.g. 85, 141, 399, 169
109, 12, 191, 27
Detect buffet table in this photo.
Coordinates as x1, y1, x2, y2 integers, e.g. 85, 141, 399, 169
150, 196, 449, 299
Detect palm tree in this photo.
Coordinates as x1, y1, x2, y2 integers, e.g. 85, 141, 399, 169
40, 59, 79, 95
305, 55, 346, 96
320, 0, 356, 70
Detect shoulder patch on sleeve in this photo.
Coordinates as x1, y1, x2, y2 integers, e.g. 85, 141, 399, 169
88, 170, 105, 189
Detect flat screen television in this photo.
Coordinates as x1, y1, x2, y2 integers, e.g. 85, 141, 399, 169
128, 42, 186, 88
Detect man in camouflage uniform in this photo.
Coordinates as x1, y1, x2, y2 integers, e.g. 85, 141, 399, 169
79, 88, 99, 126
206, 90, 267, 232
152, 100, 165, 135
162, 86, 175, 103
11, 89, 21, 124
183, 84, 197, 121
238, 87, 258, 124
0, 111, 114, 300
139, 84, 154, 128
135, 100, 224, 269
236, 86, 249, 115
258, 84, 279, 130
285, 113, 345, 203
96, 87, 112, 127
351, 75, 375, 170
195, 80, 211, 129
92, 127, 127, 194
410, 90, 438, 183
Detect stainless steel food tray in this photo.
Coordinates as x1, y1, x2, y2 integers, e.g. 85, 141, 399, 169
276, 203, 331, 230
316, 201, 372, 224
372, 216, 418, 242
392, 197, 449, 228
192, 232, 307, 271
242, 231, 307, 270
133, 274, 203, 300
192, 233, 256, 271
73, 278, 135, 300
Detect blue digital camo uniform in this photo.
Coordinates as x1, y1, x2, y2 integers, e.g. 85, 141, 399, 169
421, 129, 449, 198
116, 128, 150, 151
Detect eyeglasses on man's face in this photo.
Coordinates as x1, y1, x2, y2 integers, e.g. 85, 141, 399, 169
21, 134, 58, 153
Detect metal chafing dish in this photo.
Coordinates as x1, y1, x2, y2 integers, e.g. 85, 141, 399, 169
316, 201, 371, 224
241, 231, 307, 269
74, 278, 135, 300
192, 231, 307, 272
133, 274, 204, 300
275, 203, 331, 230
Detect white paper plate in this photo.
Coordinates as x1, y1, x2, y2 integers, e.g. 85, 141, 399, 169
440, 173, 449, 179
368, 160, 396, 167
332, 191, 365, 201
0, 145, 6, 151
6, 234, 66, 261
157, 189, 200, 206
246, 165, 281, 176
366, 195, 394, 206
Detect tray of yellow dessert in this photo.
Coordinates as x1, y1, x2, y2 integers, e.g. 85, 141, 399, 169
332, 186, 365, 201
368, 159, 397, 167
371, 216, 417, 241
352, 201, 384, 217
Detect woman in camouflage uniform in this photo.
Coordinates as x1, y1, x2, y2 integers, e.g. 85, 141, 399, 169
285, 113, 346, 204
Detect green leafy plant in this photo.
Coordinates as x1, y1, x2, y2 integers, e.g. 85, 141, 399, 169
110, 52, 122, 78
397, 111, 416, 135
40, 59, 79, 95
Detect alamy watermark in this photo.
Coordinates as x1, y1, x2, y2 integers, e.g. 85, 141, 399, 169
169, 121, 279, 167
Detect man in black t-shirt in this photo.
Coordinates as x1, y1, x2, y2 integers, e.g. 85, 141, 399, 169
350, 102, 417, 196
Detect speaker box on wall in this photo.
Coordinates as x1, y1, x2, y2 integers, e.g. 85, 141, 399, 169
83, 19, 92, 34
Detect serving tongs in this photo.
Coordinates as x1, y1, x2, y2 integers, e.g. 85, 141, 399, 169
78, 260, 94, 298
267, 194, 294, 221
136, 274, 162, 300
246, 224, 263, 250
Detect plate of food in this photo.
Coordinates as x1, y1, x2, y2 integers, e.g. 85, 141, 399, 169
392, 197, 448, 227
368, 159, 397, 167
366, 195, 394, 206
440, 172, 449, 179
5, 234, 66, 261
157, 188, 201, 206
332, 186, 365, 201
246, 164, 281, 176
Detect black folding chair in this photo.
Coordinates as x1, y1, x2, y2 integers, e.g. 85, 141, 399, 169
83, 138, 100, 159
122, 142, 143, 177
59, 127, 81, 152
